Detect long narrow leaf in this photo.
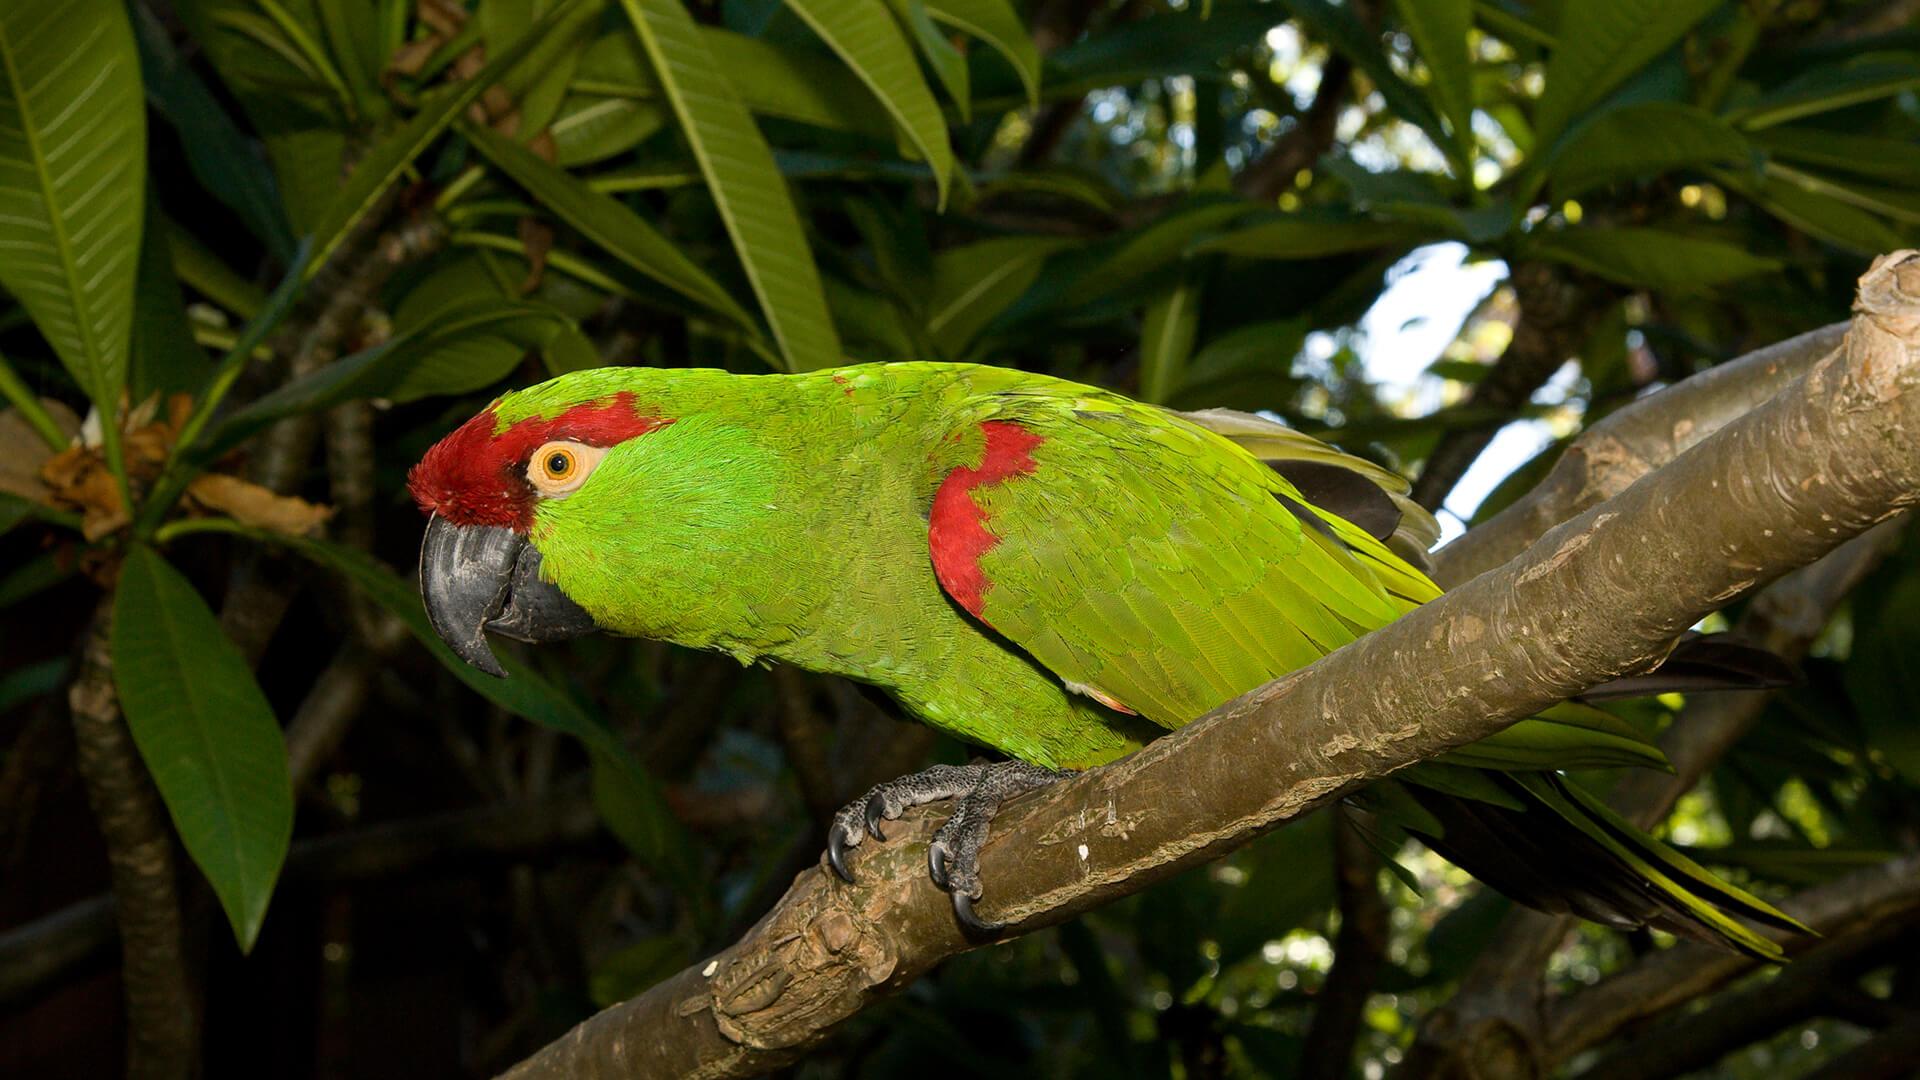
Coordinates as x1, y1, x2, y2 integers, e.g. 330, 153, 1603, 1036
781, 0, 954, 204
616, 0, 842, 371
461, 122, 756, 329
925, 0, 1039, 107
305, 0, 580, 274
0, 0, 146, 414
113, 545, 293, 951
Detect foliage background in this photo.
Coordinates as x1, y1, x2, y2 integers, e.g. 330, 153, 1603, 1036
1, 0, 1919, 1076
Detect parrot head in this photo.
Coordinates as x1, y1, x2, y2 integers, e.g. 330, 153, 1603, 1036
408, 385, 671, 677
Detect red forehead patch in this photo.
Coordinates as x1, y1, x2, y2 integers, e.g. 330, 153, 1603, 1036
408, 391, 670, 530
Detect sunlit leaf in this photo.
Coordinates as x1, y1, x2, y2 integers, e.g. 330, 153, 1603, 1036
113, 545, 292, 952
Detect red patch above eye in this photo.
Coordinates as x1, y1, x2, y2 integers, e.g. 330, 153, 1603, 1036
408, 391, 670, 531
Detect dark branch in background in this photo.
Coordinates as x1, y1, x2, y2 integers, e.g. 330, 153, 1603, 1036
1546, 852, 1920, 1067
1297, 809, 1389, 1080
1233, 55, 1352, 202
0, 793, 603, 1010
500, 255, 1920, 1080
1409, 262, 1603, 512
68, 602, 196, 1080
1575, 916, 1920, 1080
1430, 320, 1851, 587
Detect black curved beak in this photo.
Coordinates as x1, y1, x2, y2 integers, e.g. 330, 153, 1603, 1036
419, 516, 600, 678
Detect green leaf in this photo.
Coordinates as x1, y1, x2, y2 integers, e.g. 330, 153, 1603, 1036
0, 0, 146, 414
925, 0, 1038, 107
1750, 126, 1920, 185
1714, 168, 1907, 256
483, 0, 606, 139
1525, 226, 1779, 292
550, 95, 669, 167
131, 2, 296, 261
1545, 102, 1750, 198
283, 536, 693, 875
0, 657, 63, 715
1729, 58, 1920, 131
887, 0, 969, 121
617, 0, 842, 371
1392, 0, 1475, 163
1058, 198, 1255, 307
925, 236, 1076, 356
1188, 214, 1436, 260
1845, 561, 1920, 786
782, 0, 954, 207
572, 26, 892, 138
588, 932, 694, 1007
1765, 162, 1920, 227
461, 123, 755, 328
207, 304, 561, 455
1531, 0, 1720, 150
306, 0, 581, 274
1037, 5, 1282, 103
112, 545, 292, 952
130, 201, 210, 399
1138, 276, 1201, 405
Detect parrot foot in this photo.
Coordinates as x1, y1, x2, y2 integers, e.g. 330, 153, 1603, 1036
827, 763, 995, 883
822, 760, 1063, 935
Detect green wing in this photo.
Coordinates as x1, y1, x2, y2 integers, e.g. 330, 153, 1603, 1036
943, 390, 1429, 726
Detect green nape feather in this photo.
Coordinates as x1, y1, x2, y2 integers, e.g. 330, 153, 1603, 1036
503, 361, 1799, 957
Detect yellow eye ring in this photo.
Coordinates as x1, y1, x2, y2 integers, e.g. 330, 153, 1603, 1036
541, 447, 576, 481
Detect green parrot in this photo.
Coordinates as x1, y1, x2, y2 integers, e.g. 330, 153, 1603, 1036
410, 361, 1804, 958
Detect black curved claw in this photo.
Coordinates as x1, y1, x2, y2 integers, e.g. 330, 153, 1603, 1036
863, 794, 890, 842
826, 823, 856, 883
927, 841, 949, 890
951, 890, 1005, 936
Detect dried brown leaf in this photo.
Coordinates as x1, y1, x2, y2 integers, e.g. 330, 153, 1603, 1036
187, 474, 334, 537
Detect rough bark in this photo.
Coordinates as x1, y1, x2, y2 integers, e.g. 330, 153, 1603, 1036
68, 602, 197, 1079
500, 254, 1920, 1079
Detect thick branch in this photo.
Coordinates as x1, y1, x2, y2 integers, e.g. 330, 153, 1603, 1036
1430, 321, 1850, 587
502, 254, 1920, 1079
68, 602, 196, 1079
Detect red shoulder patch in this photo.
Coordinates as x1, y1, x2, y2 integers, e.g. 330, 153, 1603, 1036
929, 421, 1043, 619
409, 391, 670, 531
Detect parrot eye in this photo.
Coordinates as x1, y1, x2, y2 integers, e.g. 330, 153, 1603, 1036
525, 441, 605, 498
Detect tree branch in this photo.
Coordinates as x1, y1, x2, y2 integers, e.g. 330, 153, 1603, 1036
500, 253, 1920, 1079
1430, 320, 1851, 587
1298, 809, 1389, 1080
68, 600, 196, 1079
1545, 851, 1920, 1066
1410, 262, 1603, 511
